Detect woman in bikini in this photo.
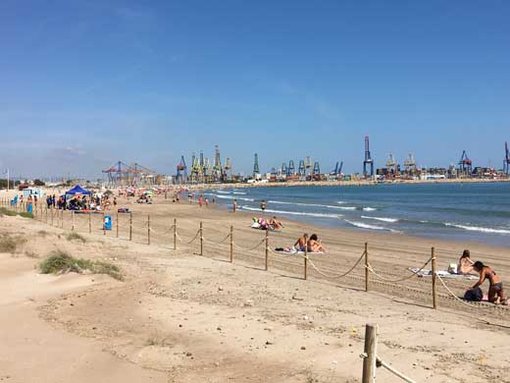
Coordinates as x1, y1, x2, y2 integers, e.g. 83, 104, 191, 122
471, 261, 507, 305
457, 249, 474, 274
307, 234, 326, 253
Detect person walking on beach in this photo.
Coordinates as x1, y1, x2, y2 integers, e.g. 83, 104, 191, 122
470, 261, 507, 305
232, 199, 238, 213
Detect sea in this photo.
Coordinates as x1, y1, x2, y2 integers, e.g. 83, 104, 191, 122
205, 182, 510, 248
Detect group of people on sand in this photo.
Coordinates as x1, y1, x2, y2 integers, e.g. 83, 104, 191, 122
458, 250, 507, 305
294, 233, 326, 253
251, 216, 283, 231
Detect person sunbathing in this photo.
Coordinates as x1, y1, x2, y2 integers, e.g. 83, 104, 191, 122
471, 261, 507, 305
269, 216, 283, 230
294, 233, 308, 251
307, 234, 326, 253
457, 249, 474, 274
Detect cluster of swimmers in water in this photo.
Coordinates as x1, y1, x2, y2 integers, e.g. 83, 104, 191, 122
458, 250, 507, 305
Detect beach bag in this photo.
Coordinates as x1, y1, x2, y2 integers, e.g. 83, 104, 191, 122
464, 287, 483, 302
447, 263, 458, 274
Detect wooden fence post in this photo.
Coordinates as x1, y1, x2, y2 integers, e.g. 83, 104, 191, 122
103, 212, 106, 235
365, 242, 369, 292
88, 212, 92, 234
129, 212, 133, 241
61, 210, 64, 229
173, 218, 177, 250
72, 211, 75, 231
304, 234, 308, 280
362, 324, 378, 383
264, 229, 269, 271
116, 211, 119, 238
147, 214, 151, 245
199, 221, 203, 256
45, 207, 48, 223
431, 247, 437, 309
51, 208, 54, 226
229, 225, 233, 263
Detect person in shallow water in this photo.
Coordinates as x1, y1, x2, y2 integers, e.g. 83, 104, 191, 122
470, 261, 507, 305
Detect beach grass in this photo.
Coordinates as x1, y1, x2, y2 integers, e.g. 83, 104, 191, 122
0, 207, 18, 217
0, 207, 34, 219
66, 232, 87, 243
0, 235, 18, 253
40, 250, 122, 280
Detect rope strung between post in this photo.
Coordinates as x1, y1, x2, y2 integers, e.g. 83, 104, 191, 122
365, 256, 433, 283
176, 229, 201, 244
306, 251, 365, 279
148, 226, 174, 235
376, 357, 417, 383
202, 233, 231, 245
232, 238, 266, 251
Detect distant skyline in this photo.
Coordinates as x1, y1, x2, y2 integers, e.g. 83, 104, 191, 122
1, 0, 509, 179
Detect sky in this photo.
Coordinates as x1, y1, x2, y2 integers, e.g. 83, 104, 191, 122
0, 0, 509, 179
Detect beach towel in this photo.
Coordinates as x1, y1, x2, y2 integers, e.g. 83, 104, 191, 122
408, 268, 478, 280
274, 247, 325, 256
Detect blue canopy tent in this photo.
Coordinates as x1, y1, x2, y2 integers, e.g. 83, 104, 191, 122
66, 184, 92, 196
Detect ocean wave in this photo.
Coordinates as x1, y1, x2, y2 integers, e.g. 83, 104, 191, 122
361, 215, 399, 223
267, 200, 354, 210
345, 220, 400, 233
232, 191, 247, 195
239, 206, 342, 219
444, 223, 510, 235
215, 194, 254, 202
362, 207, 377, 211
216, 190, 231, 194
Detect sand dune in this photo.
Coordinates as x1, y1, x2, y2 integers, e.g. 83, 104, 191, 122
0, 193, 509, 382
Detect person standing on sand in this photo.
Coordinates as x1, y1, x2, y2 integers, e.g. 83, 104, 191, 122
232, 199, 238, 213
470, 261, 507, 305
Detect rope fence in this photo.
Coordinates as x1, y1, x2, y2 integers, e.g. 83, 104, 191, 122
2, 199, 507, 318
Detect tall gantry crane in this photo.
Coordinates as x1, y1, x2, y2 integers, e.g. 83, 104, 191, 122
504, 142, 510, 175
363, 136, 374, 178
458, 150, 472, 176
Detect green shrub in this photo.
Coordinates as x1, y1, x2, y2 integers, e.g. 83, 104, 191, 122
0, 235, 17, 253
66, 232, 87, 243
0, 207, 18, 217
18, 212, 34, 219
39, 250, 122, 280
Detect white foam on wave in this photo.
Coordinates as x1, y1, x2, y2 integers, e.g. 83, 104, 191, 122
215, 194, 254, 202
444, 223, 510, 235
361, 215, 399, 223
267, 200, 353, 210
216, 190, 230, 194
345, 220, 400, 233
232, 191, 247, 195
362, 207, 377, 211
240, 206, 342, 219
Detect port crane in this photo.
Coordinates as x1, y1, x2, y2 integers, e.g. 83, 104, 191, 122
363, 136, 374, 177
458, 150, 473, 176
504, 142, 510, 175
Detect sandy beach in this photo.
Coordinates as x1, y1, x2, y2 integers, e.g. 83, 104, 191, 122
1, 191, 509, 382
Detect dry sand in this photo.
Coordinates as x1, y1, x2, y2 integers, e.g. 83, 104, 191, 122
0, 192, 509, 382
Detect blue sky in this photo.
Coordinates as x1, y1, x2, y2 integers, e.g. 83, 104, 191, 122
1, 0, 509, 179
